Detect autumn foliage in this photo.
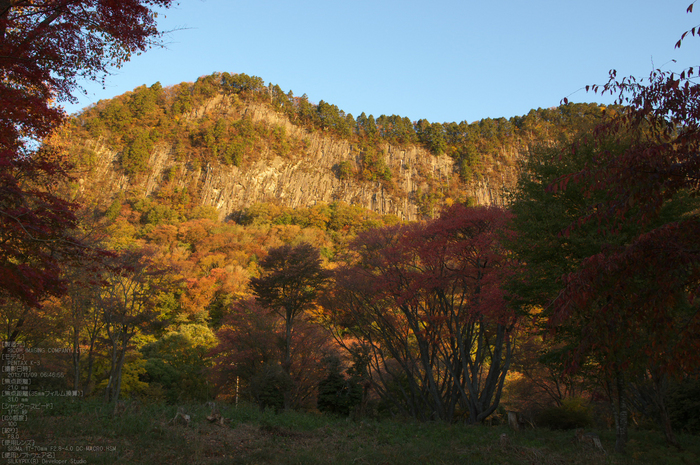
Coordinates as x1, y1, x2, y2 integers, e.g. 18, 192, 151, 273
4, 6, 700, 458
0, 0, 173, 305
552, 66, 700, 374
524, 4, 700, 451
210, 298, 334, 410
329, 204, 518, 422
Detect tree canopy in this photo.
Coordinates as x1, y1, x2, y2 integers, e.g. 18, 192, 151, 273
525, 4, 700, 451
0, 0, 174, 307
329, 204, 517, 422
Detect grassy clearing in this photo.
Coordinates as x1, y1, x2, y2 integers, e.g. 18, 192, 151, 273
5, 398, 699, 465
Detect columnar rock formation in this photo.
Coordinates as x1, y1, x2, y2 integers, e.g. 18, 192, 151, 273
74, 98, 518, 221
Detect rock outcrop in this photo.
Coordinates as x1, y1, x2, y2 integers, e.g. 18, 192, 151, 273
74, 98, 518, 221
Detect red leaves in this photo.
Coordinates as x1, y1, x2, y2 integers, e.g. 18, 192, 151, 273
550, 218, 700, 376
676, 5, 697, 48
331, 204, 518, 421
0, 1, 173, 306
0, 149, 83, 306
209, 299, 283, 378
339, 204, 517, 332
537, 33, 700, 377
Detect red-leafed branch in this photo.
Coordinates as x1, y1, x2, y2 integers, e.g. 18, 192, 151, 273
0, 1, 173, 308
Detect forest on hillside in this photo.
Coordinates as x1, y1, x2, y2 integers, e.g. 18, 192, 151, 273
61, 70, 610, 187
1, 1, 699, 460
48, 71, 615, 222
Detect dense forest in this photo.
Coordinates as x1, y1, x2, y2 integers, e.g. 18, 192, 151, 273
47, 70, 615, 223
1, 1, 699, 461
62, 71, 610, 186
9, 72, 699, 452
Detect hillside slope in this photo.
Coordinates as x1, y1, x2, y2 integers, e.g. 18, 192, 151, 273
54, 73, 606, 220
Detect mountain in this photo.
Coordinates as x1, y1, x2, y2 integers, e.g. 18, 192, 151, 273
52, 73, 607, 222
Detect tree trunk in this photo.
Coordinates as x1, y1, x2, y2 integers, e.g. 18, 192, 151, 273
72, 327, 80, 392
659, 395, 680, 450
104, 329, 120, 403
84, 310, 101, 396
1, 310, 27, 371
653, 373, 681, 450
417, 338, 445, 421
283, 309, 293, 410
84, 337, 96, 396
112, 347, 126, 416
613, 372, 628, 454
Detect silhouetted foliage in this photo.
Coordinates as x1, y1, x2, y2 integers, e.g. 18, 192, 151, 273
317, 356, 362, 416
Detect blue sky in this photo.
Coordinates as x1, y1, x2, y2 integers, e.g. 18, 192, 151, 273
63, 0, 699, 124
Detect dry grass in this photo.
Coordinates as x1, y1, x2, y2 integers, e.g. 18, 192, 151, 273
5, 398, 699, 465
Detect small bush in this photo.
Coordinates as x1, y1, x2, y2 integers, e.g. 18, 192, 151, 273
668, 376, 700, 434
536, 397, 593, 430
318, 372, 362, 416
336, 160, 354, 180
249, 362, 292, 413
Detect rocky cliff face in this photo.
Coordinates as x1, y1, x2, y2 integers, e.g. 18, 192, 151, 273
75, 97, 517, 221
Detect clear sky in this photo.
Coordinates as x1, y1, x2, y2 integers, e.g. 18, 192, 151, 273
63, 0, 699, 124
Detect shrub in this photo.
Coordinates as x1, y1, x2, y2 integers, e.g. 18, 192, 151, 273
317, 356, 362, 416
336, 160, 354, 180
535, 397, 593, 430
250, 362, 292, 413
667, 376, 700, 434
